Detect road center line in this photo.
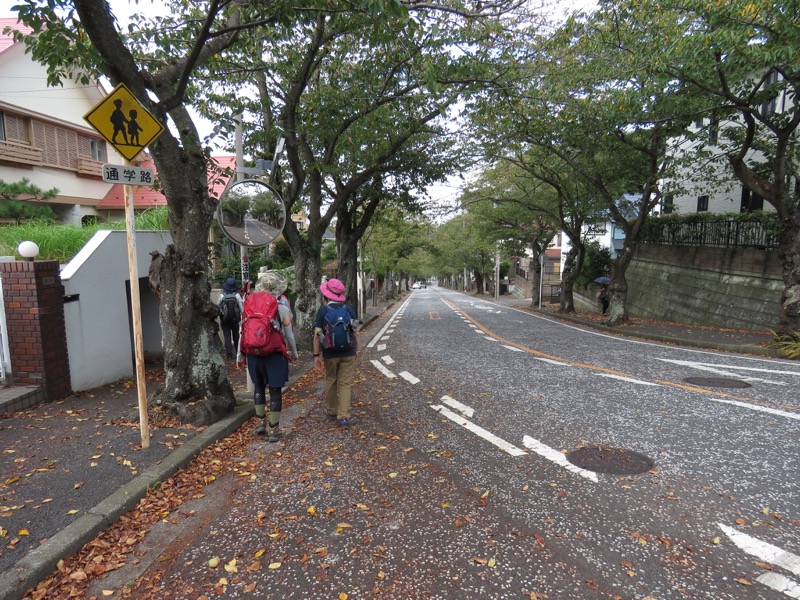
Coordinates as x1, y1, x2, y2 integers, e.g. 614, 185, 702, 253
431, 405, 527, 457
522, 436, 599, 482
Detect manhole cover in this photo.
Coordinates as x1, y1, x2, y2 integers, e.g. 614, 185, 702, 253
684, 377, 751, 388
566, 447, 654, 475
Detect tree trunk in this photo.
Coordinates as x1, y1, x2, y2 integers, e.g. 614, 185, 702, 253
777, 214, 800, 336
605, 243, 635, 326
289, 243, 323, 352
559, 244, 583, 314
146, 123, 236, 425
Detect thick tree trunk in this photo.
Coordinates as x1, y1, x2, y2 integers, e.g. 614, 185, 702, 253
147, 137, 235, 425
291, 245, 324, 352
777, 214, 800, 336
559, 244, 583, 314
606, 243, 635, 326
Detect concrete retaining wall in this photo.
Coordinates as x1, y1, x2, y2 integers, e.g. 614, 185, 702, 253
626, 244, 783, 331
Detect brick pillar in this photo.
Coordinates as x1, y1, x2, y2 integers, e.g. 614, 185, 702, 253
1, 260, 72, 401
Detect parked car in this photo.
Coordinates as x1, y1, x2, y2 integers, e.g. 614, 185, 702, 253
412, 282, 421, 289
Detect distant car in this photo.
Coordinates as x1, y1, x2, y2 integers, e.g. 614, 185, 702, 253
412, 282, 421, 289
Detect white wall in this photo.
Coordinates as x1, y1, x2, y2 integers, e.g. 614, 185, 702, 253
61, 230, 171, 391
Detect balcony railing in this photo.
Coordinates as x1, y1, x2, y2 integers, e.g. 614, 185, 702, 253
0, 140, 43, 166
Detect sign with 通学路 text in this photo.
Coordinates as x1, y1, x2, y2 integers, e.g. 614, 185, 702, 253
102, 164, 154, 186
84, 83, 164, 162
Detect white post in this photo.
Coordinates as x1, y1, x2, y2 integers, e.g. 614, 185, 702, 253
235, 116, 253, 392
494, 245, 500, 300
538, 252, 546, 310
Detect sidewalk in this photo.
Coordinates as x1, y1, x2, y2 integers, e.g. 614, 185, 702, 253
0, 289, 780, 599
489, 294, 777, 357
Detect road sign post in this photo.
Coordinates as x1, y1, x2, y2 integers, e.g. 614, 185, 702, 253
85, 85, 164, 449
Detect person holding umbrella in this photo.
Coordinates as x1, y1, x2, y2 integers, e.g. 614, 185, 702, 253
595, 276, 611, 315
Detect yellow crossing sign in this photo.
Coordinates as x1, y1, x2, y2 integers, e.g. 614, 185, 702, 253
84, 83, 164, 162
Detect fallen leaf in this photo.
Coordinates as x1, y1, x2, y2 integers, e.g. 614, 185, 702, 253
101, 591, 114, 597
339, 594, 349, 600
268, 562, 281, 569
18, 528, 29, 536
736, 578, 752, 586
307, 506, 317, 516
224, 558, 237, 573
208, 557, 220, 568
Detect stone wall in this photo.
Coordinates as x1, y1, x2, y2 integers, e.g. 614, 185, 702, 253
626, 244, 783, 331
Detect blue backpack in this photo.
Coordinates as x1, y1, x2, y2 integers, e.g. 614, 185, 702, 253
321, 304, 355, 351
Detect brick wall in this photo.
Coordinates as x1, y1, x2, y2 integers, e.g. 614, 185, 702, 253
0, 260, 72, 401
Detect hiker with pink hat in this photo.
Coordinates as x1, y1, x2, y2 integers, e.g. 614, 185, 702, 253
312, 278, 358, 427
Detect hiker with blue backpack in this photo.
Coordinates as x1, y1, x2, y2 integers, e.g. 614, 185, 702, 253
217, 277, 244, 359
313, 278, 358, 428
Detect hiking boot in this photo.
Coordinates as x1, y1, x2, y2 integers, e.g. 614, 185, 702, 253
337, 417, 349, 428
268, 425, 282, 443
254, 419, 267, 436
326, 411, 337, 419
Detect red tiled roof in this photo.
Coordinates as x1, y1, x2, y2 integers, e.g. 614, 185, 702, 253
0, 18, 33, 55
97, 155, 236, 210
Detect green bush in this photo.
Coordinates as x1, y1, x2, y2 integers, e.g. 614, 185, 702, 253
0, 208, 169, 262
768, 332, 800, 360
577, 241, 613, 289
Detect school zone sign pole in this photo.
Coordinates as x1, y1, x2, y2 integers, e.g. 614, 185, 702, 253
85, 84, 165, 449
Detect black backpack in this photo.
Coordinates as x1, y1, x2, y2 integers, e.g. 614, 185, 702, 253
218, 294, 241, 325
321, 304, 355, 351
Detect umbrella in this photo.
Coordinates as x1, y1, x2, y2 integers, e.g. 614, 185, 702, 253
594, 276, 611, 285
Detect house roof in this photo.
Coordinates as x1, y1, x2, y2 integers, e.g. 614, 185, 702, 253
96, 154, 237, 210
0, 19, 33, 55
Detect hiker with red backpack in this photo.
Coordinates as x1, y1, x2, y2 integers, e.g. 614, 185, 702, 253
237, 271, 298, 442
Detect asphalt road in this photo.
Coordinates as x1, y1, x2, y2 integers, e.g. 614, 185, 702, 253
87, 286, 800, 599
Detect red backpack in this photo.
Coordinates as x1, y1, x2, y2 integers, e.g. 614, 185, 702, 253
240, 292, 287, 357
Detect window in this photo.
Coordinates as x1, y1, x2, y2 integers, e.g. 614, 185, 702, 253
709, 115, 719, 144
89, 139, 106, 162
663, 194, 675, 214
740, 187, 763, 212
697, 195, 709, 212
761, 70, 780, 117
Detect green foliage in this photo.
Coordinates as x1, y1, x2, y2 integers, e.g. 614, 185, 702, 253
577, 241, 613, 289
768, 331, 800, 360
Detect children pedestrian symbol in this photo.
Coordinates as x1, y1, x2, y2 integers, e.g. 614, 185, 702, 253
110, 99, 129, 145
127, 109, 142, 146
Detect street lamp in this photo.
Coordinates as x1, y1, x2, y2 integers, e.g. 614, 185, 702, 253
17, 241, 39, 261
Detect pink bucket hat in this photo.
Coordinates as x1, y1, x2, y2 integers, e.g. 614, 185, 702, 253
320, 278, 346, 302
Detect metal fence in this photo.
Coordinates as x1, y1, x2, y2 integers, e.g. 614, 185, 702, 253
640, 219, 780, 250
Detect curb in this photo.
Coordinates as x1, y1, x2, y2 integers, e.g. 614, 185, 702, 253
0, 401, 257, 600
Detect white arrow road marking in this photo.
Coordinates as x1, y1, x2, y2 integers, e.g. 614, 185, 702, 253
381, 356, 394, 365
431, 405, 527, 457
440, 395, 474, 418
522, 436, 599, 482
371, 359, 396, 379
719, 523, 800, 577
596, 373, 660, 386
657, 359, 794, 386
399, 371, 420, 384
757, 572, 800, 598
711, 398, 800, 421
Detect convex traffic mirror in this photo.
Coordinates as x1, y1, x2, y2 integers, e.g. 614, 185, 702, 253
217, 179, 286, 248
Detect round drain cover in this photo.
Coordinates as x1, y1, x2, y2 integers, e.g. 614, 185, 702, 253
566, 446, 654, 475
684, 377, 751, 388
